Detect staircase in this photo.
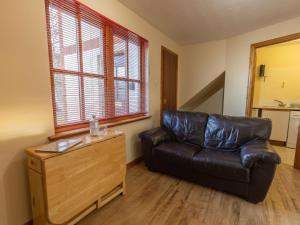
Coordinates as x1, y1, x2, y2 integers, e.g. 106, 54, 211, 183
180, 72, 225, 114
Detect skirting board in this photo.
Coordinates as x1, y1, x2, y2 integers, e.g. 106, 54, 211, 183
23, 221, 33, 225
269, 140, 286, 147
127, 156, 143, 169
23, 156, 143, 225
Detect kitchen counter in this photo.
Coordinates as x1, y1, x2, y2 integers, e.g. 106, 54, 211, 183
252, 106, 300, 146
253, 106, 300, 111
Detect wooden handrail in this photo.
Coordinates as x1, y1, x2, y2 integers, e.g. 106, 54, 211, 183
179, 71, 225, 111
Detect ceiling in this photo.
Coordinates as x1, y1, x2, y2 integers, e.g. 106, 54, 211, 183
118, 0, 300, 44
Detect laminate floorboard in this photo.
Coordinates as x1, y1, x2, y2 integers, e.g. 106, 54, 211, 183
78, 163, 300, 225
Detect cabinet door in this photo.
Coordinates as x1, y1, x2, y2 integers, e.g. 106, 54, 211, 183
251, 109, 259, 117
43, 135, 126, 225
28, 169, 49, 225
261, 110, 290, 141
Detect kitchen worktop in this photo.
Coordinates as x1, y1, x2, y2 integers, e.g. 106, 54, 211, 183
253, 106, 300, 111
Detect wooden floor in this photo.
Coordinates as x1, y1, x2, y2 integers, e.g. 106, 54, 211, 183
273, 145, 296, 166
78, 163, 300, 225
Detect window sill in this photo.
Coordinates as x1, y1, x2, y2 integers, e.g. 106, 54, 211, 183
49, 115, 151, 141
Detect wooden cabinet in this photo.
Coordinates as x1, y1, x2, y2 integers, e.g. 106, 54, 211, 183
25, 130, 126, 225
261, 110, 290, 142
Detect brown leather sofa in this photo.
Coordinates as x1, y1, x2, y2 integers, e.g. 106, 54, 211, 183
139, 110, 281, 203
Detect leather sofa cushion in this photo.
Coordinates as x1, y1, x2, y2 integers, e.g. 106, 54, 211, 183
193, 148, 250, 183
153, 142, 201, 168
162, 110, 208, 146
204, 114, 271, 150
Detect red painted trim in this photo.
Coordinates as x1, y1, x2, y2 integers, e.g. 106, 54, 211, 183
51, 68, 105, 78
140, 40, 146, 113
45, 0, 149, 132
55, 112, 147, 133
76, 4, 86, 121
49, 115, 150, 140
114, 77, 141, 82
105, 25, 116, 118
44, 0, 58, 130
126, 39, 130, 114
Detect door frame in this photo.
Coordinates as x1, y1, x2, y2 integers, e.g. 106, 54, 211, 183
160, 46, 178, 119
245, 32, 300, 116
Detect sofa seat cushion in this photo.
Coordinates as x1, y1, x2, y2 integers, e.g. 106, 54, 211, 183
153, 142, 201, 168
193, 148, 250, 183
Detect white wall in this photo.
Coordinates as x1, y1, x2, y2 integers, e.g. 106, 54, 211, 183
2, 1, 300, 224
179, 16, 300, 116
0, 0, 181, 224
179, 40, 226, 106
193, 88, 224, 114
224, 16, 300, 116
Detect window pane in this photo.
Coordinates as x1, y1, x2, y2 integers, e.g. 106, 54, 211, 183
47, 0, 148, 128
114, 80, 128, 116
81, 21, 104, 75
128, 41, 140, 80
49, 5, 80, 71
145, 46, 149, 112
84, 77, 105, 120
54, 74, 81, 125
129, 82, 140, 113
114, 35, 127, 78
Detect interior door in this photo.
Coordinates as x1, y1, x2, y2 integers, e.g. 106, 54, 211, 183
161, 46, 178, 120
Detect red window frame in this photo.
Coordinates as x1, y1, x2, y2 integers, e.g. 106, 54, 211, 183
45, 0, 149, 133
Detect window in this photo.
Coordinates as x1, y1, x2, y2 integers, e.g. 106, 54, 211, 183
45, 0, 148, 132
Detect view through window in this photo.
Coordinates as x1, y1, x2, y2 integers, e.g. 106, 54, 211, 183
46, 0, 149, 132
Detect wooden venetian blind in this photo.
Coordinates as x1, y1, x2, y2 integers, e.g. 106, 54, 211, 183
45, 0, 149, 132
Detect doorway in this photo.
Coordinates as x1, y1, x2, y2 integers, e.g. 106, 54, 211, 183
246, 33, 300, 116
161, 46, 178, 120
246, 33, 300, 167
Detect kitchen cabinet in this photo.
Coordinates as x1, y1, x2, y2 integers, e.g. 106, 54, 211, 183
251, 109, 259, 117
261, 109, 290, 142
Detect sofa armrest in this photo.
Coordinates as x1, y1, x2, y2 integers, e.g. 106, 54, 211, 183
139, 127, 172, 146
139, 127, 172, 170
240, 140, 281, 168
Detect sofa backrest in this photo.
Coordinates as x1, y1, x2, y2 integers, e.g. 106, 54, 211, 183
204, 114, 272, 150
162, 110, 208, 146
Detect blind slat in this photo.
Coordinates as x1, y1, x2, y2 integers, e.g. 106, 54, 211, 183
46, 0, 148, 130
